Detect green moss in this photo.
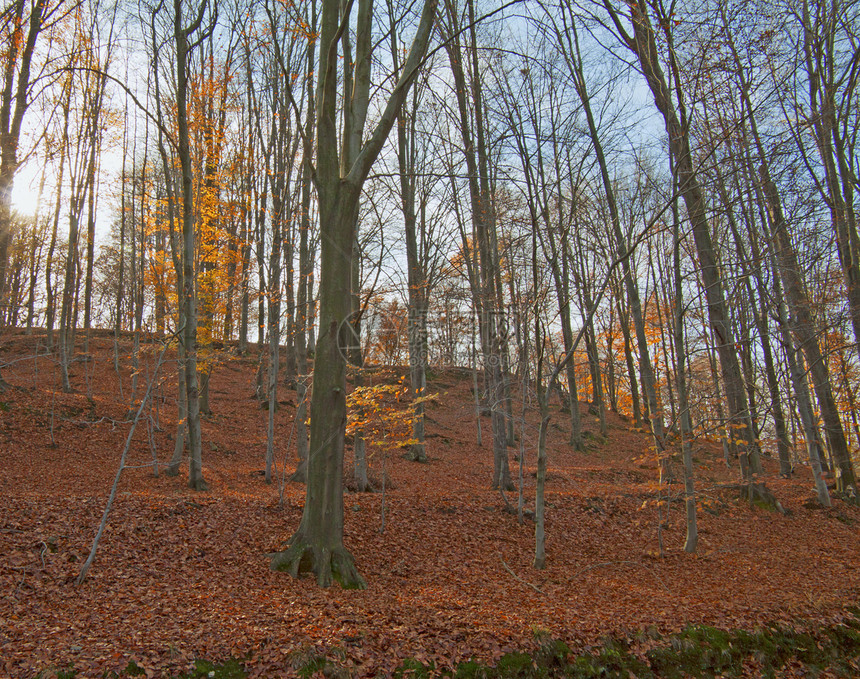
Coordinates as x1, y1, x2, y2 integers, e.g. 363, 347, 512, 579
360, 613, 860, 678
751, 497, 779, 511
494, 651, 539, 677
178, 658, 247, 679
123, 661, 145, 677
452, 660, 486, 678
394, 658, 438, 678
31, 609, 860, 679
643, 619, 860, 679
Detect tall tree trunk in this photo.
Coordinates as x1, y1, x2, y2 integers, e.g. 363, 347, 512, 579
290, 14, 316, 483
725, 22, 858, 493
799, 0, 860, 360
45, 147, 65, 351
604, 0, 759, 479
441, 0, 511, 488
0, 0, 44, 329
270, 0, 437, 586
716, 150, 793, 477
564, 18, 661, 452
574, 240, 607, 438
616, 289, 643, 426
175, 0, 209, 491
672, 184, 696, 553
393, 52, 428, 463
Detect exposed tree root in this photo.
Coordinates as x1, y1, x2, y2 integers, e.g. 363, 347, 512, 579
188, 478, 208, 491
499, 487, 534, 520
270, 540, 366, 589
407, 446, 427, 463
720, 482, 785, 513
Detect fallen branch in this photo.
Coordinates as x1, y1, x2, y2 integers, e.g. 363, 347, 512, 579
76, 341, 170, 586
500, 553, 544, 594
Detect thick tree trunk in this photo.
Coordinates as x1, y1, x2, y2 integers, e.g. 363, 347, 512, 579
271, 0, 436, 587
271, 192, 365, 588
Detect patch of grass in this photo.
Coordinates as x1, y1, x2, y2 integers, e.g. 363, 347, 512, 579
394, 658, 438, 678
388, 610, 860, 679
645, 619, 860, 678
177, 658, 247, 679
33, 610, 860, 679
34, 666, 77, 679
123, 660, 145, 677
287, 645, 350, 679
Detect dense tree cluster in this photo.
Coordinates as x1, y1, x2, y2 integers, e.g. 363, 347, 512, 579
1, 0, 858, 585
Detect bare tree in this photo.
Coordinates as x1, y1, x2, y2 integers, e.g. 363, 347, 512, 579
269, 0, 437, 587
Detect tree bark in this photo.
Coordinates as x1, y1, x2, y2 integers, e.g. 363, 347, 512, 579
174, 0, 210, 491
270, 0, 437, 586
0, 0, 44, 323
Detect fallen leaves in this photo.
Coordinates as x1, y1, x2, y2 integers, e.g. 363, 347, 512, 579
1, 333, 860, 677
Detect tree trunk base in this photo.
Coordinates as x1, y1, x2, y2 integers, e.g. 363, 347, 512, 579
290, 461, 307, 483
270, 539, 366, 589
407, 445, 427, 463
188, 477, 208, 491
722, 482, 784, 513
351, 477, 374, 493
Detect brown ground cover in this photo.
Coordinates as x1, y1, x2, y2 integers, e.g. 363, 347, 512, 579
1, 332, 859, 677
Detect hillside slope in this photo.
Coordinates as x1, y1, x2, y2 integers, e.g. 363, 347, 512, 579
1, 333, 859, 677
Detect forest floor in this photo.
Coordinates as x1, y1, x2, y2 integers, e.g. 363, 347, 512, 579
1, 331, 860, 678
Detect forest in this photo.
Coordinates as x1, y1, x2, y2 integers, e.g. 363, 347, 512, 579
1, 0, 860, 674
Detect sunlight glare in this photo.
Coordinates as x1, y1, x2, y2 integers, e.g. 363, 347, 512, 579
10, 162, 42, 217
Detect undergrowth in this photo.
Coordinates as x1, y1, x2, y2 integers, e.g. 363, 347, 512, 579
35, 607, 860, 678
